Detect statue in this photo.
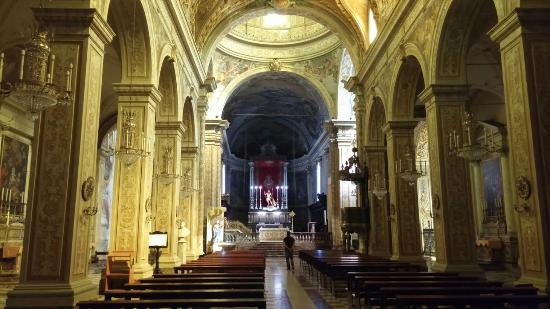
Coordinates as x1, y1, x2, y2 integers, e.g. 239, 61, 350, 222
264, 190, 278, 207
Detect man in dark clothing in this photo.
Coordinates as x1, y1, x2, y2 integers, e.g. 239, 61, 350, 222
283, 231, 295, 270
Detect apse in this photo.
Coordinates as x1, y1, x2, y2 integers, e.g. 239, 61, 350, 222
222, 71, 329, 160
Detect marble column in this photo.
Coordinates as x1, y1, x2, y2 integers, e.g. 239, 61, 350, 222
325, 121, 342, 248
364, 146, 391, 258
109, 84, 159, 279
6, 8, 114, 307
203, 119, 229, 249
181, 146, 198, 261
152, 121, 184, 268
383, 121, 424, 263
489, 8, 550, 291
419, 85, 480, 274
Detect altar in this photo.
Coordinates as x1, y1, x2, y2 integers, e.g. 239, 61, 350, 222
259, 227, 289, 242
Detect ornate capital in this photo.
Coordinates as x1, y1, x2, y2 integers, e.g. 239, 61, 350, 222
489, 8, 550, 44
418, 84, 469, 109
112, 83, 163, 106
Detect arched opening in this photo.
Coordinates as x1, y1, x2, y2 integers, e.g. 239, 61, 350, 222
221, 71, 330, 236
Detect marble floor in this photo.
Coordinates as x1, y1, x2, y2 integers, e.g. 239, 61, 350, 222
265, 257, 348, 309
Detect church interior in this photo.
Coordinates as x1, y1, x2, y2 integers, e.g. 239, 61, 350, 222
0, 0, 549, 308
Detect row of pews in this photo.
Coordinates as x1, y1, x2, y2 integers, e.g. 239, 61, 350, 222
77, 250, 267, 309
299, 250, 550, 308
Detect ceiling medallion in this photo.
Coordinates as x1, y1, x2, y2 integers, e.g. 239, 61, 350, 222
265, 0, 296, 10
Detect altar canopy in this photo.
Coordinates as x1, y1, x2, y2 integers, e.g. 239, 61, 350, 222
249, 160, 288, 209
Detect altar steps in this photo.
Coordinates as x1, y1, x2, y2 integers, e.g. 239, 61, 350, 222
248, 242, 285, 257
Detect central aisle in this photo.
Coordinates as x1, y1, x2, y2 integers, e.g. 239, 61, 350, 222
265, 257, 348, 309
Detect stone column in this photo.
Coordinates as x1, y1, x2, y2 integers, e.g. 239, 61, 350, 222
181, 146, 198, 260
364, 146, 391, 258
419, 85, 480, 273
325, 121, 342, 248
203, 119, 228, 250
108, 84, 159, 279
489, 9, 550, 291
152, 121, 184, 268
6, 8, 114, 307
383, 121, 424, 263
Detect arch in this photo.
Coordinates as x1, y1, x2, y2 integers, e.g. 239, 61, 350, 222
201, 6, 363, 70
157, 57, 179, 118
182, 96, 197, 147
390, 56, 426, 121
429, 0, 498, 84
107, 0, 154, 83
366, 97, 387, 146
211, 67, 336, 119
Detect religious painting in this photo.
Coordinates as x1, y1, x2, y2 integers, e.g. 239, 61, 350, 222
481, 158, 504, 221
0, 135, 30, 200
254, 160, 283, 207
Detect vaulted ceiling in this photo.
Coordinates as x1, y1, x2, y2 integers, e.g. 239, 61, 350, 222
179, 0, 399, 60
222, 71, 329, 160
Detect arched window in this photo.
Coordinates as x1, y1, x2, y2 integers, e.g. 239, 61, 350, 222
368, 9, 378, 43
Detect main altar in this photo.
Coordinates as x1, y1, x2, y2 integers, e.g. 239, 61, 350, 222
247, 148, 292, 232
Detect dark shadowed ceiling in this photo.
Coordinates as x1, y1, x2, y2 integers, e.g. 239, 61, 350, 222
223, 72, 329, 160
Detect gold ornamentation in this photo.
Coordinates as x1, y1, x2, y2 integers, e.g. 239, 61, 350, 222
81, 177, 95, 202
515, 176, 531, 201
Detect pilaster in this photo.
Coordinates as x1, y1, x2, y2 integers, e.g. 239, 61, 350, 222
489, 8, 550, 291
383, 121, 424, 263
195, 95, 208, 256
364, 145, 391, 258
203, 119, 228, 251
181, 146, 199, 261
325, 121, 342, 248
419, 85, 481, 274
153, 121, 185, 269
109, 84, 160, 279
6, 8, 114, 308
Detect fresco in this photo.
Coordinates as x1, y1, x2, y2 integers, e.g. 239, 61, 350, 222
214, 48, 342, 104
0, 135, 30, 200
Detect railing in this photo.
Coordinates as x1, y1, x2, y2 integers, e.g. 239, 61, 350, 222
291, 232, 331, 242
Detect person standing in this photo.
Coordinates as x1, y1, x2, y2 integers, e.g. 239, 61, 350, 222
283, 231, 295, 270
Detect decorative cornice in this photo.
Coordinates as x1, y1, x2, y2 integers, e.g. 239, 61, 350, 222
489, 8, 550, 45
112, 83, 163, 105
33, 8, 115, 46
418, 84, 469, 107
382, 120, 418, 133
155, 121, 187, 135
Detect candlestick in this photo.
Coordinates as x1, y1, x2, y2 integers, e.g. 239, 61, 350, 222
19, 49, 26, 80
68, 63, 73, 91
449, 132, 453, 150
483, 128, 487, 146
49, 54, 55, 84
466, 127, 471, 145
0, 52, 4, 84
65, 69, 70, 91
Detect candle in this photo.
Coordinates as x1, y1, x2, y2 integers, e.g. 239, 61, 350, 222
449, 132, 453, 150
68, 63, 73, 91
19, 49, 25, 80
49, 54, 55, 84
65, 69, 70, 91
0, 52, 4, 84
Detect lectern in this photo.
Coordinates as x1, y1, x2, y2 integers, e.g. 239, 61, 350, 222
149, 231, 168, 274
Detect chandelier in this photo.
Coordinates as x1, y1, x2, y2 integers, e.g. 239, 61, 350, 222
371, 172, 388, 200
396, 146, 426, 186
180, 168, 199, 198
0, 29, 73, 120
449, 112, 505, 161
115, 111, 149, 167
339, 147, 366, 183
154, 146, 179, 185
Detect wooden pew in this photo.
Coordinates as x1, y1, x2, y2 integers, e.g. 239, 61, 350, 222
125, 281, 264, 290
104, 288, 264, 300
174, 264, 265, 274
140, 276, 264, 283
154, 272, 264, 278
394, 294, 550, 308
77, 298, 267, 309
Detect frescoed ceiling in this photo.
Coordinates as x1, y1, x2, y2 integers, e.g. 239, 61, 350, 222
222, 72, 329, 159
